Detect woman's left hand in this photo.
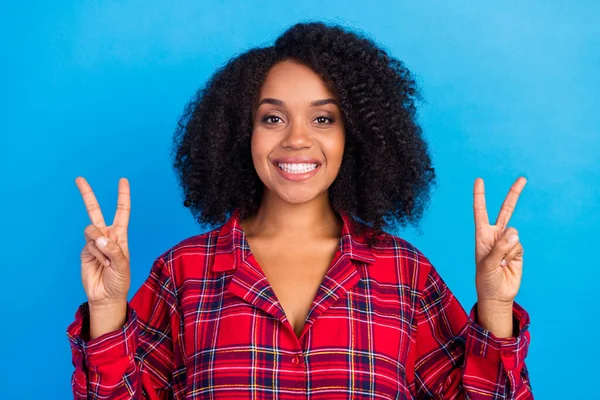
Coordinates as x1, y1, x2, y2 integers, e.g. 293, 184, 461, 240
473, 177, 527, 308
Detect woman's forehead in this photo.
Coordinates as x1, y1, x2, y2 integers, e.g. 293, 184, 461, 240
259, 60, 336, 104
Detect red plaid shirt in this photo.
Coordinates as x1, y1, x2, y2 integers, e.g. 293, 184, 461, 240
67, 209, 533, 399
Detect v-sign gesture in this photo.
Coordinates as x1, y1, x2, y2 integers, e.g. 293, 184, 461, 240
473, 176, 527, 306
76, 177, 132, 308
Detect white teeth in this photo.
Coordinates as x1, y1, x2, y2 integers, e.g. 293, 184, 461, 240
277, 162, 318, 174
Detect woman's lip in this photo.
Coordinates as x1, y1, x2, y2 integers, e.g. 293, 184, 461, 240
271, 157, 322, 165
272, 162, 321, 181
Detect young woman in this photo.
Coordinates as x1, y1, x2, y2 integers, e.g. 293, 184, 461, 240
68, 22, 533, 399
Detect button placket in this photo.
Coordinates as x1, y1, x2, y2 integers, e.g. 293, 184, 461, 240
500, 349, 520, 370
291, 354, 303, 367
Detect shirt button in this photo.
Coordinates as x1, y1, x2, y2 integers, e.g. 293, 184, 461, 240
291, 355, 301, 366
501, 351, 513, 358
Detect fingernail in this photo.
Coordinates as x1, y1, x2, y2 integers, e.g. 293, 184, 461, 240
507, 234, 519, 245
500, 259, 507, 267
97, 236, 108, 248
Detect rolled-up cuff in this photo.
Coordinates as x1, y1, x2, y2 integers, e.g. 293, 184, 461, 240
66, 302, 138, 368
466, 301, 531, 371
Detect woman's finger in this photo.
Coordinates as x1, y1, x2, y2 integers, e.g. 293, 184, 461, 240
76, 177, 107, 229
84, 224, 105, 243
85, 240, 112, 267
112, 178, 131, 231
495, 177, 527, 231
485, 227, 520, 268
473, 178, 490, 232
91, 234, 129, 274
501, 242, 524, 267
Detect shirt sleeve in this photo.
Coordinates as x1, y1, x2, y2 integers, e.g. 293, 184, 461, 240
66, 256, 180, 399
409, 261, 533, 399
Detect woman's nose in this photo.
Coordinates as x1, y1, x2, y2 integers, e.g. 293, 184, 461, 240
281, 120, 313, 149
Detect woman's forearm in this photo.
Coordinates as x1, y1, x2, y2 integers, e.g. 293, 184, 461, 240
476, 301, 514, 338
89, 301, 128, 340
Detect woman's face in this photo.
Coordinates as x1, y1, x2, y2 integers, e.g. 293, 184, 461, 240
251, 59, 345, 205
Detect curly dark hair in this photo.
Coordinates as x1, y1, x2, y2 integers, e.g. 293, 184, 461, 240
171, 21, 437, 243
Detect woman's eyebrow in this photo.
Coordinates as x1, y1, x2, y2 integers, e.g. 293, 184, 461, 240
257, 98, 339, 107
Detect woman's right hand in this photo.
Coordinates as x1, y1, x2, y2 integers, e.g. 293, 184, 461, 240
76, 177, 131, 309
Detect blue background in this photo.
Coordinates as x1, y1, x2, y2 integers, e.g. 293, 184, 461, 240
1, 1, 598, 398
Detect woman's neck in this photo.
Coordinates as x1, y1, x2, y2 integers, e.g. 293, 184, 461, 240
241, 189, 342, 241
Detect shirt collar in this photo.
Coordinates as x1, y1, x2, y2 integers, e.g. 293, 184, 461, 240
212, 208, 376, 272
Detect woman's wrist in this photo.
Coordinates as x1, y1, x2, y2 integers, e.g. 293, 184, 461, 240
476, 300, 515, 338
88, 300, 128, 340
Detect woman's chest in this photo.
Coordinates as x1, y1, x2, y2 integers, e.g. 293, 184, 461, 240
255, 249, 333, 337
177, 273, 417, 399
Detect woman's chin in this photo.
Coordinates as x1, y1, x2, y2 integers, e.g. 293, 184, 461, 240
275, 188, 324, 205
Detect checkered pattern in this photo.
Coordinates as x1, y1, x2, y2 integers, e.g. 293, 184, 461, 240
67, 209, 532, 399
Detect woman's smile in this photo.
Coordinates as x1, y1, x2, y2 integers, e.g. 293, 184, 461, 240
272, 161, 322, 181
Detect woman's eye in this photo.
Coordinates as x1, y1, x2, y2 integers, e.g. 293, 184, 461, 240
315, 116, 334, 124
261, 115, 334, 124
262, 115, 282, 124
